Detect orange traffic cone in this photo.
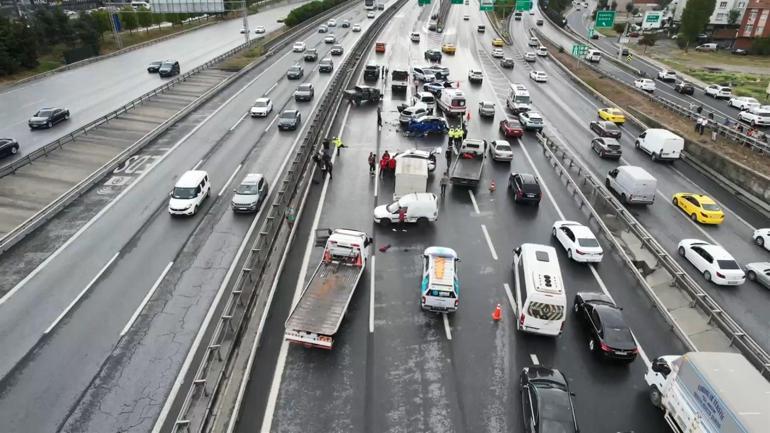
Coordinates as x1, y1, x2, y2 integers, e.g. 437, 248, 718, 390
489, 180, 496, 193
492, 304, 502, 321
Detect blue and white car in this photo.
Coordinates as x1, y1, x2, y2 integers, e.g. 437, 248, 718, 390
421, 247, 460, 313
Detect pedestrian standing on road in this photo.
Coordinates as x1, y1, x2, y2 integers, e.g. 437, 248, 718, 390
326, 160, 334, 180
698, 118, 705, 135
445, 146, 452, 167
461, 123, 468, 140
368, 152, 376, 175
708, 112, 714, 121
440, 172, 449, 196
377, 106, 383, 130
333, 136, 345, 156
694, 118, 700, 132
322, 138, 331, 152
697, 105, 703, 114
398, 207, 406, 224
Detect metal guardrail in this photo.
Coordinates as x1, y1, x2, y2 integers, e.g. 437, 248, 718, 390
0, 1, 353, 257
536, 131, 770, 379
167, 1, 409, 431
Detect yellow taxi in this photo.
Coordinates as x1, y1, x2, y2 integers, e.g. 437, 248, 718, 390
597, 107, 625, 124
491, 38, 504, 47
672, 193, 725, 224
441, 43, 457, 54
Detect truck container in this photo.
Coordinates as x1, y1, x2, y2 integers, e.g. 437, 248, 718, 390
644, 352, 770, 433
284, 228, 370, 349
449, 139, 486, 186
394, 157, 428, 200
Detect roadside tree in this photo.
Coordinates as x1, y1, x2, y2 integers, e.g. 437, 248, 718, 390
679, 0, 716, 51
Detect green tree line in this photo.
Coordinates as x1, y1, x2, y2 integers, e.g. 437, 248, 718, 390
284, 0, 347, 27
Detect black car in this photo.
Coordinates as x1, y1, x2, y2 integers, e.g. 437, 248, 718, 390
536, 19, 543, 26
520, 367, 579, 433
509, 173, 541, 204
287, 64, 304, 79
0, 138, 19, 158
28, 107, 70, 129
363, 62, 380, 81
573, 292, 638, 362
590, 33, 599, 39
424, 49, 442, 62
304, 48, 318, 62
319, 57, 333, 73
330, 44, 344, 56
277, 110, 301, 130
294, 83, 314, 101
147, 60, 163, 73
158, 60, 180, 77
500, 57, 515, 69
589, 120, 621, 139
590, 137, 623, 159
674, 80, 695, 95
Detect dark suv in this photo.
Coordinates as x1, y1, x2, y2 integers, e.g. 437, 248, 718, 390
318, 57, 334, 73
0, 138, 19, 158
363, 63, 380, 81
509, 173, 541, 204
294, 83, 315, 101
674, 80, 695, 95
278, 110, 301, 130
28, 107, 70, 129
304, 48, 318, 62
158, 60, 180, 77
520, 367, 579, 433
147, 60, 163, 73
424, 49, 442, 62
287, 64, 304, 79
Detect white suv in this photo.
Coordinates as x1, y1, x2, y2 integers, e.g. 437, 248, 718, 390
292, 41, 306, 52
728, 96, 760, 111
519, 111, 544, 131
737, 105, 770, 127
657, 70, 677, 82
704, 84, 731, 99
634, 78, 656, 92
468, 69, 484, 83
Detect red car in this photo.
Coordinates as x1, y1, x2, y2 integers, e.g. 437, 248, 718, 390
499, 119, 523, 138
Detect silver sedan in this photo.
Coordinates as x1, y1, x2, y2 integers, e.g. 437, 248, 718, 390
746, 262, 770, 289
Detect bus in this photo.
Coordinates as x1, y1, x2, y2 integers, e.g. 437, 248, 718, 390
364, 0, 375, 10
512, 243, 567, 336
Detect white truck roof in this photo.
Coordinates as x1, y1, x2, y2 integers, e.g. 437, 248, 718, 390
618, 165, 656, 181
645, 128, 682, 140
395, 157, 428, 175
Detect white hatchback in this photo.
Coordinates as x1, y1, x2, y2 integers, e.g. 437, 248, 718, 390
552, 221, 603, 263
678, 239, 745, 286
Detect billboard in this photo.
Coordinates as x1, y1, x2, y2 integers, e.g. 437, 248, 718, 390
641, 11, 663, 30
152, 0, 225, 13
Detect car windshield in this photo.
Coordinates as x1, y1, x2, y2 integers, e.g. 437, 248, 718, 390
172, 187, 197, 199
289, 67, 300, 72
236, 183, 259, 195
161, 62, 173, 69
604, 323, 635, 348
35, 110, 53, 117
495, 143, 511, 151
514, 95, 530, 104
254, 100, 268, 107
298, 84, 312, 91
577, 238, 599, 247
280, 112, 296, 119
717, 260, 740, 270
702, 203, 720, 211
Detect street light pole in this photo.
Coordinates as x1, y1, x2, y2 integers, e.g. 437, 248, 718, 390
617, 20, 629, 62
241, 0, 250, 44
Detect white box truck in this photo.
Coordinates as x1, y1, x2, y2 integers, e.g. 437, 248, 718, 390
394, 157, 428, 200
645, 352, 770, 433
635, 128, 684, 161
284, 228, 370, 349
605, 165, 657, 204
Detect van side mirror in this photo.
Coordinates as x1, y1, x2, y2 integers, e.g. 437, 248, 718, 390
608, 169, 618, 177
169, 191, 173, 197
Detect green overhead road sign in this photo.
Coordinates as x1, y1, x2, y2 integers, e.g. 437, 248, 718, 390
480, 0, 494, 11
646, 14, 660, 22
515, 0, 532, 10
571, 43, 588, 58
595, 10, 615, 28
451, 0, 463, 4
418, 0, 431, 5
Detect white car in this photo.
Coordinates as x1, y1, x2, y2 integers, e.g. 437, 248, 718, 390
728, 96, 760, 111
489, 140, 513, 161
324, 35, 336, 44
468, 69, 484, 83
657, 70, 677, 82
240, 28, 247, 34
745, 262, 770, 289
318, 25, 328, 33
524, 52, 536, 62
327, 19, 337, 27
551, 221, 604, 263
519, 111, 544, 130
478, 101, 495, 117
704, 84, 731, 99
292, 41, 306, 52
410, 32, 420, 42
250, 97, 273, 117
529, 70, 548, 82
367, 11, 375, 18
677, 239, 746, 286
754, 228, 770, 251
535, 46, 548, 57
353, 24, 362, 32
254, 26, 266, 34
634, 78, 656, 92
528, 37, 539, 47
463, 14, 470, 20
737, 105, 770, 127
491, 48, 504, 58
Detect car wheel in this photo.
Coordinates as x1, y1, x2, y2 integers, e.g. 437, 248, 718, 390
621, 193, 627, 203
690, 213, 698, 222
704, 270, 712, 281
588, 338, 596, 352
417, 217, 429, 225
573, 302, 579, 313
673, 197, 679, 206
634, 140, 640, 149
379, 218, 391, 226
551, 227, 557, 238
652, 152, 659, 161
46, 121, 52, 128
64, 112, 70, 120
678, 246, 685, 256
649, 386, 662, 408
567, 249, 573, 260
605, 178, 611, 189
756, 236, 765, 246
11, 146, 18, 155
748, 270, 757, 281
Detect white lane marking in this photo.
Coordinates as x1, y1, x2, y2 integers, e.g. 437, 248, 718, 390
218, 164, 242, 197
229, 112, 248, 131
120, 261, 173, 337
503, 282, 517, 315
192, 160, 203, 170
264, 82, 278, 95
468, 189, 480, 214
442, 313, 452, 340
265, 114, 279, 132
530, 353, 540, 365
481, 224, 498, 260
374, 165, 379, 197
261, 101, 351, 433
370, 255, 376, 334
667, 198, 721, 245
516, 138, 566, 220
44, 252, 120, 335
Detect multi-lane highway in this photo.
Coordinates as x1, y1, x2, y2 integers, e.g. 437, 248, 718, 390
0, 0, 308, 164
0, 2, 384, 432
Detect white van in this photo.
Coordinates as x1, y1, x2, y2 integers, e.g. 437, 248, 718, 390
585, 49, 602, 62
635, 128, 684, 161
421, 246, 460, 313
413, 91, 436, 110
605, 165, 657, 205
512, 243, 567, 336
168, 170, 211, 216
437, 88, 467, 116
373, 192, 438, 224
506, 83, 531, 113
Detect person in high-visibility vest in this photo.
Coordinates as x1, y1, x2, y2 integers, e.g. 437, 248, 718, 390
332, 136, 345, 156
